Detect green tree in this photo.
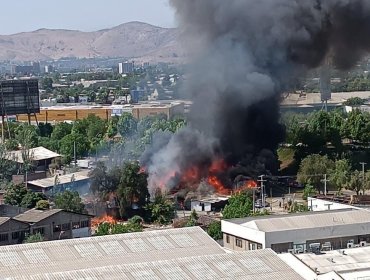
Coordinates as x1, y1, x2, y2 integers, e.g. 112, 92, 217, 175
0, 143, 16, 182
4, 184, 28, 206
20, 192, 47, 209
207, 221, 222, 240
222, 191, 253, 219
60, 133, 90, 160
330, 159, 351, 192
346, 170, 366, 195
54, 190, 85, 213
344, 110, 370, 144
117, 161, 149, 217
302, 185, 316, 200
117, 113, 138, 138
89, 162, 121, 197
186, 209, 199, 227
145, 189, 175, 225
23, 232, 44, 244
51, 122, 73, 141
41, 77, 53, 90
343, 97, 366, 106
94, 219, 142, 236
297, 154, 335, 193
35, 200, 50, 210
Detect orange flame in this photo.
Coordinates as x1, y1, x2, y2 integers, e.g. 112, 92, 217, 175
245, 180, 258, 189
207, 175, 231, 195
91, 214, 117, 227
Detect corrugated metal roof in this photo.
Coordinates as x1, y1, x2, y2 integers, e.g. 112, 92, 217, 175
0, 217, 11, 226
13, 209, 63, 223
0, 227, 227, 279
6, 147, 61, 164
0, 227, 303, 279
27, 170, 90, 189
296, 245, 370, 276
229, 209, 370, 232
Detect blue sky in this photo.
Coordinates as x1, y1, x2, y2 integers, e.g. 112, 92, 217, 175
0, 0, 176, 35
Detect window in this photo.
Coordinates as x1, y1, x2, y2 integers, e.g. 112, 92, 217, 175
33, 227, 45, 235
12, 232, 20, 240
61, 223, 71, 231
53, 224, 61, 232
249, 243, 257, 250
0, 233, 8, 242
236, 238, 243, 248
72, 222, 80, 229
80, 220, 89, 228
226, 235, 230, 244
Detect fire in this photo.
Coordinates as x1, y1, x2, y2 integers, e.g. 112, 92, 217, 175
207, 175, 231, 195
145, 158, 232, 195
244, 180, 258, 189
91, 214, 117, 227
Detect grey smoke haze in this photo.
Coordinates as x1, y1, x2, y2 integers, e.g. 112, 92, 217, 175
142, 0, 370, 190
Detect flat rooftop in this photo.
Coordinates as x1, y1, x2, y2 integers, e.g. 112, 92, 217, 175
224, 209, 370, 232
295, 246, 370, 276
0, 227, 304, 279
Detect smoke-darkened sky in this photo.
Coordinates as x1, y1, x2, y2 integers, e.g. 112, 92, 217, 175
0, 0, 175, 35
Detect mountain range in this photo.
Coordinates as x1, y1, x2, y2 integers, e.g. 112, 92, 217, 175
0, 22, 185, 63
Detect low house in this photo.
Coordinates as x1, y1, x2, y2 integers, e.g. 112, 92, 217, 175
6, 146, 61, 171
27, 170, 90, 195
0, 217, 29, 245
190, 196, 229, 212
13, 208, 92, 240
222, 209, 370, 253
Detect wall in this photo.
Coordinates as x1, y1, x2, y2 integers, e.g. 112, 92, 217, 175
17, 108, 111, 123
72, 227, 90, 238
30, 211, 91, 241
0, 205, 28, 218
221, 220, 266, 248
265, 222, 370, 248
0, 219, 29, 245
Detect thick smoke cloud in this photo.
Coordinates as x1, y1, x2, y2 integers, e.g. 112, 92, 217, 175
142, 0, 370, 191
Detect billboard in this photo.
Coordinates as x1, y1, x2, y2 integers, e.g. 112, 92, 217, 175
0, 79, 40, 116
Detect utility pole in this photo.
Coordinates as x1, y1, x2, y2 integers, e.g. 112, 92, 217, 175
73, 141, 77, 168
360, 162, 367, 194
258, 175, 267, 208
322, 174, 330, 196
252, 188, 255, 214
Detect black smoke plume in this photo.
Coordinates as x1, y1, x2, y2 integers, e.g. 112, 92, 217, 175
142, 0, 370, 191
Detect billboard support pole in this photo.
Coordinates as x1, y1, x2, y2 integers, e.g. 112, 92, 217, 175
1, 115, 4, 143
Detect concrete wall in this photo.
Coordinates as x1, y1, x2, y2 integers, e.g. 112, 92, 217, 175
0, 219, 29, 245
30, 211, 91, 241
0, 205, 28, 218
222, 220, 266, 248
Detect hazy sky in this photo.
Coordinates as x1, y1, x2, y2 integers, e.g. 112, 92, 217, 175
0, 0, 176, 35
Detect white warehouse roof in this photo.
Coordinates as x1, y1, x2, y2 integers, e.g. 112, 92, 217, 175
0, 227, 304, 279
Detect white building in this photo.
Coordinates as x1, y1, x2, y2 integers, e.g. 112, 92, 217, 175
222, 209, 370, 253
118, 61, 134, 74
